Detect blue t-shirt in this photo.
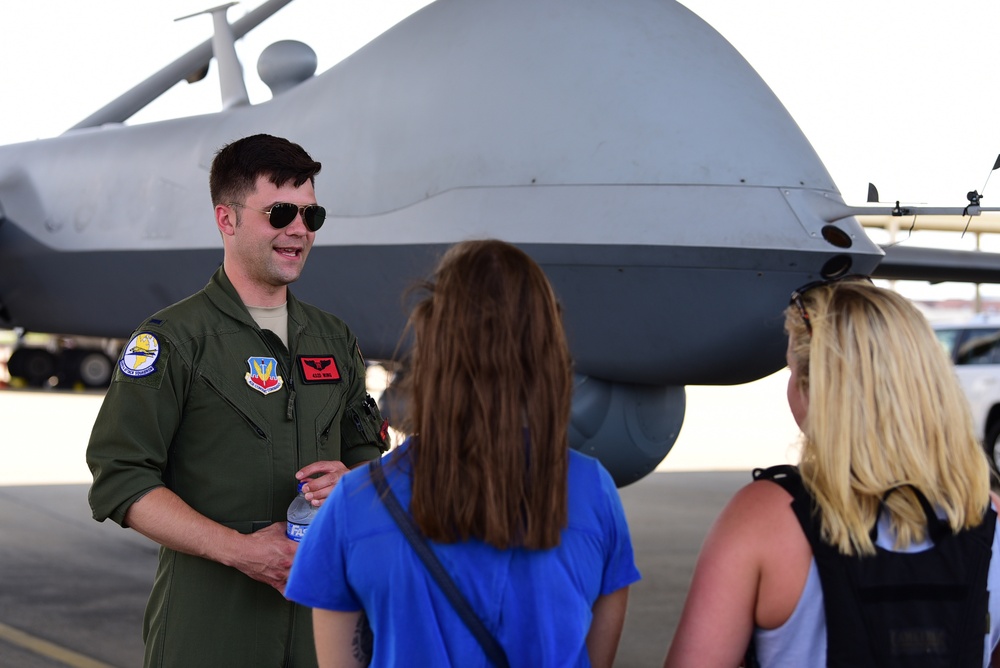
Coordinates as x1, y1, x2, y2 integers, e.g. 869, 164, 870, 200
286, 442, 641, 667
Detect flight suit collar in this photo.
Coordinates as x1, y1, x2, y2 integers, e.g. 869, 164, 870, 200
203, 266, 307, 345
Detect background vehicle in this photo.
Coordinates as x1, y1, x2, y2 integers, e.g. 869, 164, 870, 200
934, 315, 1000, 472
1, 331, 120, 389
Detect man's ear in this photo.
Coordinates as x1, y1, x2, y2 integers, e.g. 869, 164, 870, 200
216, 203, 237, 237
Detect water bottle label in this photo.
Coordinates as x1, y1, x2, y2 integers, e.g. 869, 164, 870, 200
287, 522, 309, 542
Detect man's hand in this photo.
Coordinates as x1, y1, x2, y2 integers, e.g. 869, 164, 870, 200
124, 488, 298, 595
296, 460, 351, 507
231, 522, 298, 594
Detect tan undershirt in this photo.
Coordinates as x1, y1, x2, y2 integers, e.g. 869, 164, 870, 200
247, 303, 289, 348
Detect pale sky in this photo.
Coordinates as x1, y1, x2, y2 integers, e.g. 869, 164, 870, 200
5, 0, 1000, 300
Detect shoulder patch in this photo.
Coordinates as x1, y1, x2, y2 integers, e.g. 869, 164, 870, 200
119, 332, 161, 378
298, 355, 342, 383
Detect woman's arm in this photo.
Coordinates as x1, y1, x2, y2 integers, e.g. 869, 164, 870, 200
312, 609, 370, 668
664, 481, 809, 668
586, 586, 630, 668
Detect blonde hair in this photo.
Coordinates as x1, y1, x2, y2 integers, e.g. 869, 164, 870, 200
785, 279, 990, 556
402, 239, 572, 550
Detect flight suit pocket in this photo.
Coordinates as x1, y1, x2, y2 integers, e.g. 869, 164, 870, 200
199, 374, 271, 445
343, 393, 389, 456
170, 373, 274, 521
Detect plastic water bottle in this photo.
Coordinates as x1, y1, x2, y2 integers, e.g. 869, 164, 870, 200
286, 482, 317, 542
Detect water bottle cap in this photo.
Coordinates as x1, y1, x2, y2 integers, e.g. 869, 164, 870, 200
297, 481, 306, 493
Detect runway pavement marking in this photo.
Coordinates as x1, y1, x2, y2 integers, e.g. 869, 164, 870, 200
0, 621, 116, 668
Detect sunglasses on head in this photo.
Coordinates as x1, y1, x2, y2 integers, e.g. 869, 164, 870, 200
229, 202, 326, 232
789, 274, 874, 335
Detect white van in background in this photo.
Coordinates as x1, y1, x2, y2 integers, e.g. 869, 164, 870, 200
933, 315, 1000, 472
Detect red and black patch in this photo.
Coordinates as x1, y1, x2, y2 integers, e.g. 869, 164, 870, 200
297, 355, 342, 383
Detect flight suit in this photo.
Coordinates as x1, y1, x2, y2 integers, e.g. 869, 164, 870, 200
87, 267, 388, 668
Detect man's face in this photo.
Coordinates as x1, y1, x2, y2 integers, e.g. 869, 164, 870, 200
229, 175, 318, 290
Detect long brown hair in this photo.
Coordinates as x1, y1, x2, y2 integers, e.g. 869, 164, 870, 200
404, 239, 572, 549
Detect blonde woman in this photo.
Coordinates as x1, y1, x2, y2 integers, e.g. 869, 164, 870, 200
287, 239, 640, 667
665, 277, 1000, 667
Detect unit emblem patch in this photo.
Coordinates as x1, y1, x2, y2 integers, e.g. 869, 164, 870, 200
120, 332, 160, 378
298, 355, 341, 383
246, 357, 284, 395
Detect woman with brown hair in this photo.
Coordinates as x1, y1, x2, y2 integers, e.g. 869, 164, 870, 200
287, 239, 640, 667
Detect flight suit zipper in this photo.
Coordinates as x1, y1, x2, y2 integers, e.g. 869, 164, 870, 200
254, 326, 302, 667
254, 327, 297, 417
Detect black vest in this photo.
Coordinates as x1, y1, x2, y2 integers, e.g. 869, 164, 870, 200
750, 465, 996, 667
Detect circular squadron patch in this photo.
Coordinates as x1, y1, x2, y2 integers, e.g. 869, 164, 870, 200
120, 332, 160, 377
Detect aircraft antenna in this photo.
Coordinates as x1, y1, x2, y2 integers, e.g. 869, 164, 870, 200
960, 154, 1000, 236
898, 203, 918, 243
868, 183, 918, 247
176, 3, 250, 110
867, 182, 879, 203
66, 0, 293, 130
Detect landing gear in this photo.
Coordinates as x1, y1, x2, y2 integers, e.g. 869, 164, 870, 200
6, 346, 116, 389
63, 349, 114, 388
7, 348, 57, 387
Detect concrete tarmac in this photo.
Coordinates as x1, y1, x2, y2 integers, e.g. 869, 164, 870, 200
0, 470, 749, 668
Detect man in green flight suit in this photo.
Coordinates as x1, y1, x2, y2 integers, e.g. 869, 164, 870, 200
86, 134, 389, 667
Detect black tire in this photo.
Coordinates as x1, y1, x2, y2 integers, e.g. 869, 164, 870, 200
7, 348, 57, 387
986, 420, 1000, 478
75, 350, 114, 388
55, 349, 115, 388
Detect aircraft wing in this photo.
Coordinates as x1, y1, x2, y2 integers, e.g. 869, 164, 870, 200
874, 245, 1000, 284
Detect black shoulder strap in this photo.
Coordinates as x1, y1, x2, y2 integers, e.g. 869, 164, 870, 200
878, 484, 951, 544
369, 458, 511, 668
753, 464, 805, 493
744, 465, 808, 668
753, 464, 819, 542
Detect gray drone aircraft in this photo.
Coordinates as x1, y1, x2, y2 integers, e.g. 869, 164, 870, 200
2, 0, 999, 485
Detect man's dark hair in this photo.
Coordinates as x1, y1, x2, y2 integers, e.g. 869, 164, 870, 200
209, 134, 322, 205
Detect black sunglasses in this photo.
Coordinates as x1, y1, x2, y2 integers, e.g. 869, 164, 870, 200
789, 274, 874, 335
229, 202, 326, 232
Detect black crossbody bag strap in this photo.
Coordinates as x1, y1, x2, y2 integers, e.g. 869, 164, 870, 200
369, 459, 511, 668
